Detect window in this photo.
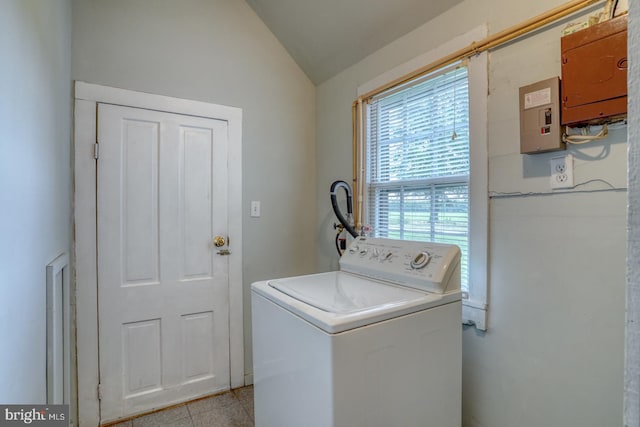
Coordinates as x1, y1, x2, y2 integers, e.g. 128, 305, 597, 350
366, 65, 470, 290
357, 27, 488, 329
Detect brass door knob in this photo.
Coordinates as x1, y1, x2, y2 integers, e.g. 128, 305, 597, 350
213, 236, 226, 247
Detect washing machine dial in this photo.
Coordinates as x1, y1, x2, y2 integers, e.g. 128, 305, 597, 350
349, 245, 359, 254
410, 251, 431, 269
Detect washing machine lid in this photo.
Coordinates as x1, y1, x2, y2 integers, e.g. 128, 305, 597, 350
252, 271, 460, 333
269, 272, 427, 314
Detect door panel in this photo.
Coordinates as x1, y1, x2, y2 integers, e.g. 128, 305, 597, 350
182, 126, 215, 279
122, 319, 162, 397
122, 119, 159, 284
97, 104, 230, 422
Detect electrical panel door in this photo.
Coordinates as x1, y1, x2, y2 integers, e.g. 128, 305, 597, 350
561, 14, 627, 125
519, 77, 565, 154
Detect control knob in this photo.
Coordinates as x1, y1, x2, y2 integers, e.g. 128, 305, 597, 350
410, 251, 431, 269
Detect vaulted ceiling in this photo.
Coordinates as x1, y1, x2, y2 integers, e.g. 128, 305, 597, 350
245, 0, 465, 84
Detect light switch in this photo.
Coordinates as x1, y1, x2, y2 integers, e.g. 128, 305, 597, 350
251, 201, 261, 217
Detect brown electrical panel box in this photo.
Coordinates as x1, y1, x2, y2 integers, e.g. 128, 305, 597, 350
519, 77, 565, 154
561, 14, 628, 126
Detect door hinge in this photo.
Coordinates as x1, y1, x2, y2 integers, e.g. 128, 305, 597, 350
94, 143, 99, 160
97, 383, 103, 400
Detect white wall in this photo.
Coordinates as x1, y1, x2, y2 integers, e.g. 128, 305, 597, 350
72, 0, 317, 378
316, 1, 626, 426
0, 0, 72, 403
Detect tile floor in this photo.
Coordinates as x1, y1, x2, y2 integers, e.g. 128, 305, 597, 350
106, 386, 254, 427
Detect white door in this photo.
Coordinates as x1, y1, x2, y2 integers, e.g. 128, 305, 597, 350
96, 103, 231, 422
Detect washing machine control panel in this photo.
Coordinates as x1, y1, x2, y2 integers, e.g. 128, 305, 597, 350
340, 237, 461, 294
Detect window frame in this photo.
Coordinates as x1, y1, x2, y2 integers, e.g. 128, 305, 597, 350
357, 26, 488, 330
366, 64, 472, 289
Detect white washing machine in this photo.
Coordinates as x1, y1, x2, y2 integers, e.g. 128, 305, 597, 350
251, 237, 462, 427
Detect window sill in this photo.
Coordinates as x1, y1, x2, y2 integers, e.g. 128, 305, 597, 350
462, 298, 487, 331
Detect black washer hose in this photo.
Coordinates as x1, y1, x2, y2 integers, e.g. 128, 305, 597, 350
330, 180, 358, 238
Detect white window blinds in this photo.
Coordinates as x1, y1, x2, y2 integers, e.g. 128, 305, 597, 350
366, 65, 470, 290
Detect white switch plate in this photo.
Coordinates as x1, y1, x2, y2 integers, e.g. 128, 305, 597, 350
251, 201, 261, 217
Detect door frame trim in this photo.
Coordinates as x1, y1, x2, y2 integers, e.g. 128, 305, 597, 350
74, 81, 244, 426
